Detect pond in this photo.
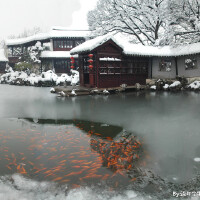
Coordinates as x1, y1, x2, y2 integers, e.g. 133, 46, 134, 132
0, 85, 200, 200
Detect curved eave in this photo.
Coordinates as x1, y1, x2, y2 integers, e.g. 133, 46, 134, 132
70, 50, 91, 55
50, 36, 86, 39
40, 51, 78, 59
124, 52, 200, 57
6, 38, 50, 47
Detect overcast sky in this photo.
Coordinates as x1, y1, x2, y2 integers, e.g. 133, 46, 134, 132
0, 0, 98, 40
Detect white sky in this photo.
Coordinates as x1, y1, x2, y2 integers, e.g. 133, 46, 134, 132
0, 0, 98, 40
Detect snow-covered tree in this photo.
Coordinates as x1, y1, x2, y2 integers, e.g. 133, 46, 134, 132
88, 0, 169, 45
167, 0, 200, 44
16, 41, 43, 73
29, 41, 43, 64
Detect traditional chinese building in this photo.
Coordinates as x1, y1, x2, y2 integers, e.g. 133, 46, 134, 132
6, 27, 90, 73
0, 49, 8, 74
70, 34, 200, 88
4, 30, 200, 87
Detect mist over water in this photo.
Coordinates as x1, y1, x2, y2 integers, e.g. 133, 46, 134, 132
1, 85, 200, 199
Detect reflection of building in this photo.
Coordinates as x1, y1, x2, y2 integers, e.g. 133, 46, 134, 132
6, 27, 90, 73
0, 49, 8, 74
70, 34, 200, 88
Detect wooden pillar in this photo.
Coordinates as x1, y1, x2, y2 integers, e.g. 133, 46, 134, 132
40, 60, 43, 73
95, 53, 98, 88
150, 57, 153, 79
175, 57, 178, 76
21, 45, 23, 54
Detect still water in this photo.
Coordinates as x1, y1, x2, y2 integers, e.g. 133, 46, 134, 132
0, 85, 200, 199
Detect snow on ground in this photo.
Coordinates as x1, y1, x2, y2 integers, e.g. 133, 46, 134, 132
0, 69, 79, 87
0, 174, 153, 200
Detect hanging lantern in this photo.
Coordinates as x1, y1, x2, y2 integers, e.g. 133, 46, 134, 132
70, 56, 75, 70
88, 54, 93, 58
88, 59, 93, 63
89, 65, 93, 69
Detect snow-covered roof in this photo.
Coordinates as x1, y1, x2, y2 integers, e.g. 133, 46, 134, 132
0, 49, 8, 62
50, 28, 90, 38
70, 34, 121, 55
6, 27, 91, 46
6, 33, 50, 46
122, 42, 200, 57
40, 51, 78, 59
70, 33, 200, 57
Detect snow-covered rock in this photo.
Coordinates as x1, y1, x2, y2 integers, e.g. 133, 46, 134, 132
163, 84, 169, 90
188, 81, 200, 90
103, 89, 109, 94
194, 158, 200, 162
50, 88, 55, 93
169, 81, 181, 88
150, 85, 156, 90
71, 89, 77, 96
56, 73, 72, 85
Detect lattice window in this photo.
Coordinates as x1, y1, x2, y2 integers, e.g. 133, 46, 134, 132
66, 40, 73, 48
185, 57, 197, 70
99, 62, 120, 75
54, 60, 72, 73
159, 60, 172, 72
54, 40, 73, 49
121, 61, 148, 74
12, 47, 22, 56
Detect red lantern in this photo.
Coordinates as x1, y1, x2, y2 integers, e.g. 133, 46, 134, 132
71, 60, 75, 64
71, 66, 74, 69
88, 54, 93, 58
70, 56, 74, 60
88, 59, 93, 63
89, 65, 93, 69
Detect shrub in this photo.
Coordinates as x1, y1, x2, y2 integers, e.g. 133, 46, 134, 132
15, 62, 33, 72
